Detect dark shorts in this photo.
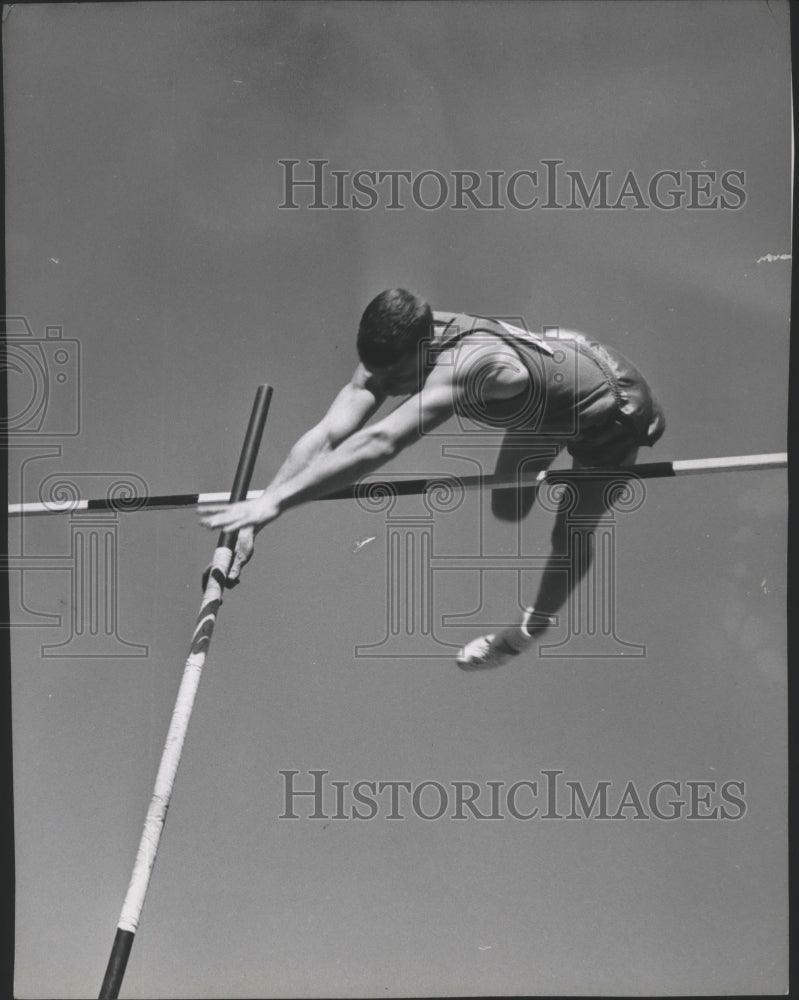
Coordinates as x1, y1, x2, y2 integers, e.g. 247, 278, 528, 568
559, 336, 666, 467
451, 321, 666, 467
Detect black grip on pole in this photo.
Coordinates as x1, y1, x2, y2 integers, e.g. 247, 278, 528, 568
217, 383, 273, 552
98, 929, 134, 1000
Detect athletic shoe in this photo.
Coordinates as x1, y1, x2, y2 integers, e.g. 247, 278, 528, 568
455, 607, 555, 670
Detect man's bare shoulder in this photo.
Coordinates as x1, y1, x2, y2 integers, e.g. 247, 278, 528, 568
427, 334, 530, 400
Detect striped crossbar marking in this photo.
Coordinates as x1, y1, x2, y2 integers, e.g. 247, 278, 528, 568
6, 453, 787, 516
7, 492, 246, 515
320, 453, 787, 499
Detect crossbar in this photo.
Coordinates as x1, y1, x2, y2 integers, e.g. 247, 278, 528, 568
7, 453, 787, 517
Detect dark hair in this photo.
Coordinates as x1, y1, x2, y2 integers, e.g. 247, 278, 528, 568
357, 289, 433, 368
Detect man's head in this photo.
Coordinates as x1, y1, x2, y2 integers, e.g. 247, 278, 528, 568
357, 289, 433, 372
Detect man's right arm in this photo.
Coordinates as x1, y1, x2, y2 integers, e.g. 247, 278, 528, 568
266, 366, 385, 494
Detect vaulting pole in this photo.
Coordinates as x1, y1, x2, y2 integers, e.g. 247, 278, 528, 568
9, 453, 786, 516
98, 384, 273, 1000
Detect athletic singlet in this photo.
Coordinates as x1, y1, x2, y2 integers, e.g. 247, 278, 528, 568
427, 311, 666, 452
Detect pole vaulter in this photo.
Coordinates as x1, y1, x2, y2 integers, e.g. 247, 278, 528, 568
97, 385, 273, 1000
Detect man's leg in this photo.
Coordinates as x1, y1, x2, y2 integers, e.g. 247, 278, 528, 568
455, 434, 559, 670
532, 447, 639, 618
490, 432, 561, 522
457, 446, 639, 670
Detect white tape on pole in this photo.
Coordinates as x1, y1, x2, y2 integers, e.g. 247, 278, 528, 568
117, 544, 231, 933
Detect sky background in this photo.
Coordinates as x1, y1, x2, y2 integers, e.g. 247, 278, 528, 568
3, 1, 791, 997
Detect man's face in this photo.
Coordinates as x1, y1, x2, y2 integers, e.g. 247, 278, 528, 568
368, 353, 422, 396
